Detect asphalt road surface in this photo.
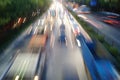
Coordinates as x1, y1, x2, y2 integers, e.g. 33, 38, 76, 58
0, 1, 89, 80
43, 2, 88, 80
78, 14, 120, 50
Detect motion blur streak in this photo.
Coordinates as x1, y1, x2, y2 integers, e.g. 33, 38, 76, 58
34, 75, 39, 80
15, 75, 19, 80
0, 0, 119, 80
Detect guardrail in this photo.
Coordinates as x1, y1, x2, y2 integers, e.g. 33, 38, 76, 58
34, 47, 47, 80
78, 34, 119, 80
34, 48, 42, 75
66, 6, 119, 79
77, 34, 98, 80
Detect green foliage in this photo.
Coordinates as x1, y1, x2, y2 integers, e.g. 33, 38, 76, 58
0, 15, 39, 52
97, 35, 104, 43
69, 0, 120, 13
0, 0, 51, 26
109, 46, 119, 56
0, 0, 51, 52
0, 17, 10, 25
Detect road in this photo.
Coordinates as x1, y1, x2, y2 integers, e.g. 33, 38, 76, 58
78, 13, 120, 50
0, 8, 47, 80
4, 52, 40, 80
0, 1, 89, 80
0, 25, 32, 78
43, 2, 88, 80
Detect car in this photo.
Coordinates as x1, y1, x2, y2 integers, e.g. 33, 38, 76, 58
69, 14, 74, 21
74, 5, 90, 14
107, 16, 120, 25
102, 17, 120, 26
72, 23, 80, 36
99, 11, 120, 17
59, 23, 67, 45
59, 30, 66, 44
50, 9, 56, 17
60, 24, 65, 31
103, 19, 119, 25
96, 12, 120, 26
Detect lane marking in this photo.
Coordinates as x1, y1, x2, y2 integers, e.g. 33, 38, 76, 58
52, 34, 55, 48
21, 60, 30, 80
64, 15, 73, 48
50, 33, 54, 48
34, 27, 38, 34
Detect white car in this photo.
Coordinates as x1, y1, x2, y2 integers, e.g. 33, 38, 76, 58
74, 5, 90, 14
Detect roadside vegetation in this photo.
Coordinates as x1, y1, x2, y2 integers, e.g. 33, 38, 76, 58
68, 9, 120, 71
0, 0, 52, 52
67, 0, 120, 14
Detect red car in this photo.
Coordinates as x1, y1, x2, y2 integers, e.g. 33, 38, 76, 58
102, 17, 120, 26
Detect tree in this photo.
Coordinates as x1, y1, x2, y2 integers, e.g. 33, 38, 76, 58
0, 0, 51, 27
